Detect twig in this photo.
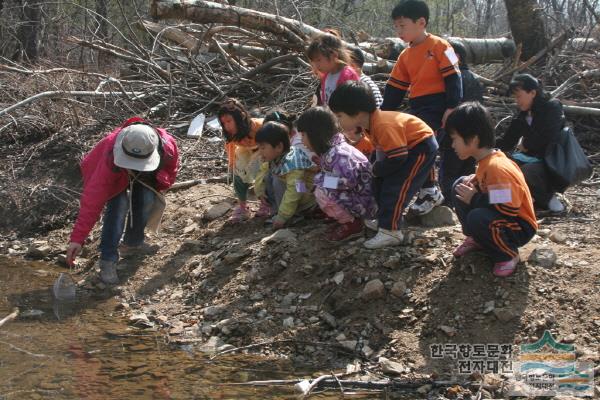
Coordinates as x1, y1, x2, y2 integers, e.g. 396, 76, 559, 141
0, 339, 49, 358
210, 339, 358, 359
0, 308, 19, 328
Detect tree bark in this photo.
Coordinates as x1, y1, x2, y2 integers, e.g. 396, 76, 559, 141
95, 0, 109, 40
14, 0, 43, 62
504, 0, 549, 59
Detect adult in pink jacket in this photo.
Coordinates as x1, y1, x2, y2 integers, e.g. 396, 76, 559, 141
66, 117, 179, 284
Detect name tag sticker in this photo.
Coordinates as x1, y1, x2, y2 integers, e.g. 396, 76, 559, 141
295, 180, 307, 193
489, 184, 512, 204
323, 175, 340, 189
444, 48, 459, 65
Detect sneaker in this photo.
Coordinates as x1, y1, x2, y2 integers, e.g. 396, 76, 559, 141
364, 219, 378, 232
452, 236, 483, 258
409, 187, 444, 215
493, 256, 519, 277
120, 242, 159, 258
99, 260, 119, 285
325, 219, 364, 242
229, 205, 250, 223
547, 194, 565, 213
364, 228, 403, 249
254, 200, 272, 218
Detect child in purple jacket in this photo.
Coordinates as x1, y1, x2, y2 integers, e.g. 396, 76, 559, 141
297, 107, 377, 242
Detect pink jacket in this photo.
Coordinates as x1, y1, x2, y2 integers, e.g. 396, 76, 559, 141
320, 65, 359, 105
69, 117, 179, 245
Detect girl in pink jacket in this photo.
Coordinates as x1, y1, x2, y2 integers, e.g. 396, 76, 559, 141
306, 32, 359, 106
66, 117, 179, 284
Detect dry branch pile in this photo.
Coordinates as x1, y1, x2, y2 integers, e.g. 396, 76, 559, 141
0, 0, 598, 236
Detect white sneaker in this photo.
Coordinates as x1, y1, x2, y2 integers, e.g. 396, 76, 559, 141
409, 187, 444, 215
547, 194, 565, 213
364, 228, 404, 249
364, 219, 378, 231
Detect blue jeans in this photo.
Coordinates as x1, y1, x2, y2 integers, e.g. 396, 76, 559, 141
99, 182, 155, 262
264, 171, 287, 211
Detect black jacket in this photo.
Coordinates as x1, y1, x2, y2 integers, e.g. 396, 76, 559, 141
497, 98, 565, 159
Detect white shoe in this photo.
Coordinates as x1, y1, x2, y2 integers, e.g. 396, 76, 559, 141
547, 194, 565, 213
364, 228, 403, 249
364, 219, 378, 231
409, 187, 444, 215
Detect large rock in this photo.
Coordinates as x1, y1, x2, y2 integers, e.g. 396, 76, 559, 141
260, 228, 297, 244
27, 243, 52, 259
379, 357, 409, 375
419, 206, 457, 228
361, 279, 385, 300
203, 202, 232, 221
203, 305, 226, 318
528, 247, 557, 268
493, 308, 516, 322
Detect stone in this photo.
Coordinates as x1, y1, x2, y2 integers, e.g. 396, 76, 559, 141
419, 206, 457, 228
260, 228, 297, 245
379, 357, 409, 375
223, 250, 249, 264
217, 344, 236, 352
281, 292, 297, 306
493, 308, 515, 322
203, 305, 226, 317
562, 333, 577, 344
333, 271, 344, 285
537, 228, 551, 238
383, 256, 401, 269
390, 281, 407, 298
183, 223, 199, 234
198, 336, 224, 354
129, 313, 153, 327
203, 202, 232, 221
27, 244, 51, 259
528, 247, 557, 268
320, 312, 337, 328
549, 231, 567, 244
361, 279, 385, 300
339, 340, 357, 351
483, 300, 495, 314
362, 345, 374, 358
439, 325, 457, 337
283, 316, 294, 328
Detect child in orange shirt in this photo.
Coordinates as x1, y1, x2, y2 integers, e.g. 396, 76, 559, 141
381, 0, 462, 215
447, 103, 537, 277
330, 81, 438, 249
218, 98, 263, 222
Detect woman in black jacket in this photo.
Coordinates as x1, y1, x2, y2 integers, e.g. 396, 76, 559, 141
497, 74, 566, 212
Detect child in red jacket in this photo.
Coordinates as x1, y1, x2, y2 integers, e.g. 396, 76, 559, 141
66, 117, 179, 284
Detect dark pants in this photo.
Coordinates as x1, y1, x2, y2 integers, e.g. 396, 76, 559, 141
452, 177, 536, 262
234, 175, 250, 202
374, 136, 438, 230
409, 94, 476, 195
99, 182, 155, 262
514, 160, 554, 209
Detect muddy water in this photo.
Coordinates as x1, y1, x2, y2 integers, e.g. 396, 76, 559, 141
0, 257, 341, 399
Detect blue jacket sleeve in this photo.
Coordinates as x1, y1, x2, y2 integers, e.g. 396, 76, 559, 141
444, 73, 462, 108
381, 84, 407, 111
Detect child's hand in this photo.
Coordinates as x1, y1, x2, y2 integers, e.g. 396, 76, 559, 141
463, 174, 477, 187
272, 219, 285, 230
455, 183, 477, 204
442, 108, 455, 128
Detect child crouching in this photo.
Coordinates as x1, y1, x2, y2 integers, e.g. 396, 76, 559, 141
254, 122, 316, 230
446, 103, 537, 277
297, 107, 377, 242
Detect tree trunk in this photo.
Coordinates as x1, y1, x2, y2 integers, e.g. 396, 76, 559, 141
14, 0, 42, 62
504, 0, 548, 59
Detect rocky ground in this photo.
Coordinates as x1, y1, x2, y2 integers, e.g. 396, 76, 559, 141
2, 164, 599, 397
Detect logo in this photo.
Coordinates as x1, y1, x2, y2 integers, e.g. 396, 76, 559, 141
509, 331, 594, 397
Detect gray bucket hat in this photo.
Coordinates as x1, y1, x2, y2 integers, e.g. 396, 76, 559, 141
113, 124, 160, 172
